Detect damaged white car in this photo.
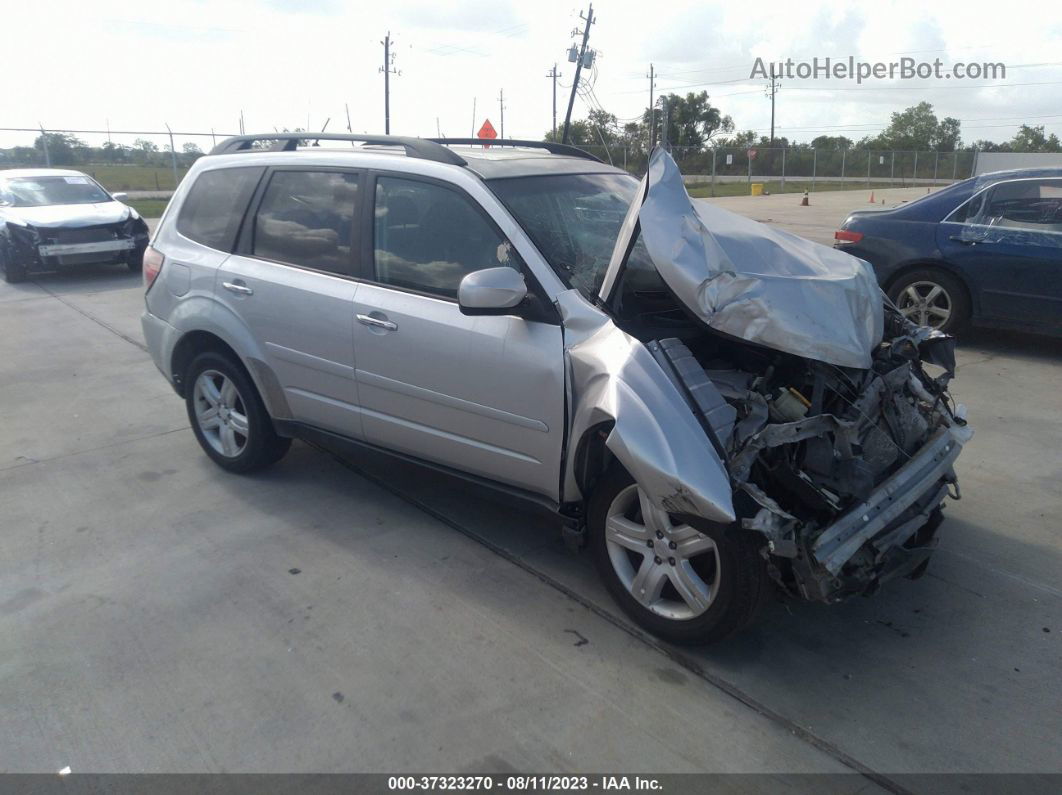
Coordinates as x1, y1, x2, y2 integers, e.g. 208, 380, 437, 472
142, 136, 971, 644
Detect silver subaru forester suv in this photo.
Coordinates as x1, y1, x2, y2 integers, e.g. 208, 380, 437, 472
142, 134, 972, 644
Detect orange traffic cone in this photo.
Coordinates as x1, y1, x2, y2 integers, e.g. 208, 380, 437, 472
800, 190, 809, 206
868, 191, 875, 203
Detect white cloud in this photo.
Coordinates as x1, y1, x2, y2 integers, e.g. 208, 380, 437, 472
3, 0, 1060, 152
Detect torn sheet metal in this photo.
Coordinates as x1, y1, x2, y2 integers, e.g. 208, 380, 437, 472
556, 290, 735, 524
623, 149, 885, 369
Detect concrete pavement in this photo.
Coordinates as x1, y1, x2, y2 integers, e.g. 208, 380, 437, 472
702, 186, 935, 245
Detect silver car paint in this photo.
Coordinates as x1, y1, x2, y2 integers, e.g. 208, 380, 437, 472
457, 266, 528, 309
215, 253, 363, 437
146, 150, 575, 500
352, 281, 565, 499
556, 290, 735, 523
603, 149, 885, 369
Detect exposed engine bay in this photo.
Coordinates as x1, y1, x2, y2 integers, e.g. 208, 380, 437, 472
646, 304, 971, 602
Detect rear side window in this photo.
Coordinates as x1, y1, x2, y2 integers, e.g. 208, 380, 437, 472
373, 176, 520, 298
252, 170, 359, 275
177, 167, 263, 251
984, 179, 1062, 232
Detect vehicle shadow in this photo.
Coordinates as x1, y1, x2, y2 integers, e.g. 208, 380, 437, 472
29, 263, 141, 295
218, 438, 1060, 774
957, 327, 1062, 362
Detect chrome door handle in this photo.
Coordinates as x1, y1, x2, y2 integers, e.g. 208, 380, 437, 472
222, 281, 254, 295
357, 313, 397, 331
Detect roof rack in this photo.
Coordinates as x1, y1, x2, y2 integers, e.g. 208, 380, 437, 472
209, 133, 467, 166
428, 138, 603, 163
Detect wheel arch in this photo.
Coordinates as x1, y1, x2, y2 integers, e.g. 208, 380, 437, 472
169, 328, 291, 421
171, 330, 243, 397
572, 420, 616, 499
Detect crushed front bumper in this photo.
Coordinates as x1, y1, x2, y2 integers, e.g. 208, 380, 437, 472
38, 239, 136, 257
795, 423, 972, 601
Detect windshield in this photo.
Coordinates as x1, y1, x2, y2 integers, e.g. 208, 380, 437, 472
489, 172, 648, 296
0, 175, 111, 207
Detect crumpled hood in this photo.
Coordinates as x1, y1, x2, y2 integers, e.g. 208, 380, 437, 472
3, 201, 131, 229
631, 149, 884, 369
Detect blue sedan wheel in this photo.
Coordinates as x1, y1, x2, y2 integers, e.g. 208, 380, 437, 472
888, 268, 970, 333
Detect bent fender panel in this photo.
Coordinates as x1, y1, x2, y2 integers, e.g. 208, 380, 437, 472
558, 291, 735, 524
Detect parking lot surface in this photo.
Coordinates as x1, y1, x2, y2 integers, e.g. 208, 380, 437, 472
1, 195, 1059, 783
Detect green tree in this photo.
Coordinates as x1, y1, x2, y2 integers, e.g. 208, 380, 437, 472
810, 135, 854, 150
1008, 124, 1062, 153
544, 120, 595, 146
648, 91, 733, 149
873, 102, 961, 150
33, 133, 87, 165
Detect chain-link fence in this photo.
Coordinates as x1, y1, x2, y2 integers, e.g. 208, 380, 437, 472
1, 127, 980, 198
0, 127, 237, 192
577, 144, 978, 195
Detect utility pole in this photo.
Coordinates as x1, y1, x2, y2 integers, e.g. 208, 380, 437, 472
764, 65, 780, 145
647, 63, 656, 148
561, 3, 595, 144
38, 123, 50, 167
499, 88, 505, 139
660, 96, 670, 152
165, 123, 179, 188
380, 32, 400, 134
546, 64, 561, 139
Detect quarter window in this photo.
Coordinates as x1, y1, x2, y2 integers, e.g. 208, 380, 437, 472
177, 167, 264, 251
252, 171, 359, 274
373, 176, 520, 298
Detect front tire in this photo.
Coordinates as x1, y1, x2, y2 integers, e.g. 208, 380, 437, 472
589, 465, 770, 645
127, 245, 145, 273
888, 268, 970, 333
184, 352, 291, 473
1, 244, 28, 284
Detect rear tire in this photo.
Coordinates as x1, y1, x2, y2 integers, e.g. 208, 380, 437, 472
184, 351, 291, 473
888, 268, 970, 334
589, 465, 771, 645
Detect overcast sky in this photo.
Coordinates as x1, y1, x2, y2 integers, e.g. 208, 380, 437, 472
5, 0, 1061, 151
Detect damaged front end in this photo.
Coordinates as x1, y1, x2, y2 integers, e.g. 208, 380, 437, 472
648, 312, 970, 602
566, 147, 972, 605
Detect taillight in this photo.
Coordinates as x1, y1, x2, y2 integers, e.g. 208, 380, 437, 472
143, 246, 164, 291
834, 229, 863, 244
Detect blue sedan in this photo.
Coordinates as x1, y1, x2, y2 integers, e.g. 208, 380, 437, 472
835, 168, 1062, 335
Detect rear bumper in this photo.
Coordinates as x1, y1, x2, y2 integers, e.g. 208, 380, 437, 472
141, 310, 179, 388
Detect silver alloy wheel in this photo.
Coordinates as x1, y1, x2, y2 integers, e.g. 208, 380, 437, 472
604, 484, 721, 620
896, 280, 953, 328
193, 369, 250, 458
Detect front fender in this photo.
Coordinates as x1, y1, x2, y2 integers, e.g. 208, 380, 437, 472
558, 291, 735, 524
